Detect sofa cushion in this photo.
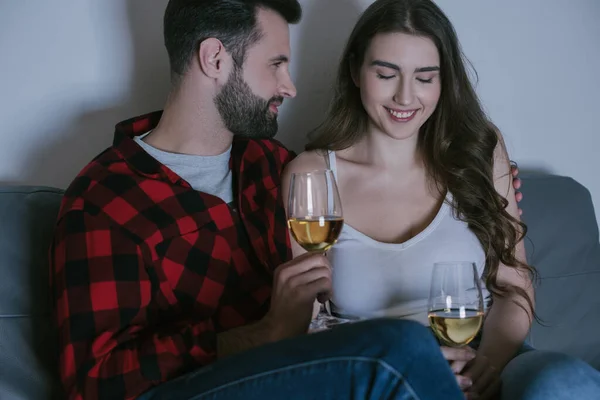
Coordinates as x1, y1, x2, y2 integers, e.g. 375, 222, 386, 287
0, 186, 64, 399
521, 174, 600, 369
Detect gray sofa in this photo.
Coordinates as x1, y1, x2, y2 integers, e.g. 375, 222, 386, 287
1, 174, 599, 399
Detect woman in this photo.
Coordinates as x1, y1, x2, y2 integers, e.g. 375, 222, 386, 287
282, 0, 600, 399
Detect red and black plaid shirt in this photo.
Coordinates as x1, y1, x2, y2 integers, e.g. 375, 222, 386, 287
49, 111, 294, 400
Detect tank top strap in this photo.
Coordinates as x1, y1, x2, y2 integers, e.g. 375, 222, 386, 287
325, 150, 338, 181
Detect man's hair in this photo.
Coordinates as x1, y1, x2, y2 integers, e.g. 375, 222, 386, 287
164, 0, 302, 83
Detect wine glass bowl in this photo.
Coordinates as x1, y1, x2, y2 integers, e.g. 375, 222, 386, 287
427, 262, 484, 347
287, 170, 343, 252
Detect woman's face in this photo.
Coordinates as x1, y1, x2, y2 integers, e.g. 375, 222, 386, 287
356, 32, 442, 142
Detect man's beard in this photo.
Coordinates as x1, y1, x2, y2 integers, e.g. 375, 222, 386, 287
214, 66, 283, 139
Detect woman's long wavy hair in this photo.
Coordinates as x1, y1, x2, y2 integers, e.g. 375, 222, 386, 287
306, 0, 536, 318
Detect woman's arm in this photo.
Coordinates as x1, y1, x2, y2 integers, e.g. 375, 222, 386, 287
461, 134, 536, 399
477, 135, 535, 371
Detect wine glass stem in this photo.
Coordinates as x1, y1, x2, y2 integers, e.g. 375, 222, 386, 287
321, 249, 333, 316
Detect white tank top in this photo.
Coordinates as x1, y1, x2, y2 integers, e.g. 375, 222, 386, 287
326, 151, 489, 325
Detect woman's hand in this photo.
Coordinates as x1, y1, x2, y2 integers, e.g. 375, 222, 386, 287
440, 347, 501, 399
462, 354, 501, 400
440, 346, 477, 392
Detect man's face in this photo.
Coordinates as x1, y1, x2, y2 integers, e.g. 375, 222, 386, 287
215, 7, 297, 138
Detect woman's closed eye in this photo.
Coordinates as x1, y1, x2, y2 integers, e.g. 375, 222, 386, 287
417, 77, 434, 83
377, 73, 396, 80
377, 73, 435, 83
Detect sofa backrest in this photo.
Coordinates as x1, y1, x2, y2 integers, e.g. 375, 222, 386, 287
0, 174, 598, 399
0, 186, 64, 399
521, 174, 600, 369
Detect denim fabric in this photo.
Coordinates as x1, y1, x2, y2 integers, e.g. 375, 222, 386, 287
501, 348, 600, 400
139, 319, 463, 400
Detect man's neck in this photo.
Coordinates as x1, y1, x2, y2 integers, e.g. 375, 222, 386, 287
144, 79, 233, 156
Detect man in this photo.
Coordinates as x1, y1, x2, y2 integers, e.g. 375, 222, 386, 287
50, 1, 520, 399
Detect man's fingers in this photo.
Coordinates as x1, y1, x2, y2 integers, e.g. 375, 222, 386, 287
511, 165, 519, 177
288, 266, 332, 288
290, 252, 330, 270
512, 177, 522, 190
276, 253, 330, 282
515, 191, 523, 202
316, 292, 330, 304
303, 277, 333, 300
441, 346, 476, 362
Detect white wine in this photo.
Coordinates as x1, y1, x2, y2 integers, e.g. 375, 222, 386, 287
288, 217, 344, 252
428, 308, 483, 347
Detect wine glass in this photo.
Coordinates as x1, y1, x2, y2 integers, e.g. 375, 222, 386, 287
287, 170, 343, 327
287, 170, 343, 252
427, 262, 484, 347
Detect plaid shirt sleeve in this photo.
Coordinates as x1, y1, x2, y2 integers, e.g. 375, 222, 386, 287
51, 206, 217, 400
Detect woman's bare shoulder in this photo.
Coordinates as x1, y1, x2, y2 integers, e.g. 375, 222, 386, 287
284, 150, 329, 175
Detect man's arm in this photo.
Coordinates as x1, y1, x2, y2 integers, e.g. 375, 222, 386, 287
217, 319, 277, 358
51, 209, 218, 400
217, 251, 333, 358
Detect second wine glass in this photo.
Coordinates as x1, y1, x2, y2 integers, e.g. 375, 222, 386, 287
427, 262, 485, 347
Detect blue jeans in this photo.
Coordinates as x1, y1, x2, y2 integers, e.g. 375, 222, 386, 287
140, 319, 463, 399
501, 346, 600, 400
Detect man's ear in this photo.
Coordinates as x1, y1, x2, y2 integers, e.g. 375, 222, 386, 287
197, 38, 229, 79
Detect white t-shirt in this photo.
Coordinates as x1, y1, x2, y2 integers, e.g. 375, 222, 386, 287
326, 151, 489, 325
134, 132, 233, 205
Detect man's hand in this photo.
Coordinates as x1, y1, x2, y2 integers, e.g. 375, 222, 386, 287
511, 164, 523, 215
264, 252, 332, 340
217, 253, 331, 358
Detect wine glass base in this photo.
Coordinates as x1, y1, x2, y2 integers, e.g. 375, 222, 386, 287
308, 311, 353, 333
